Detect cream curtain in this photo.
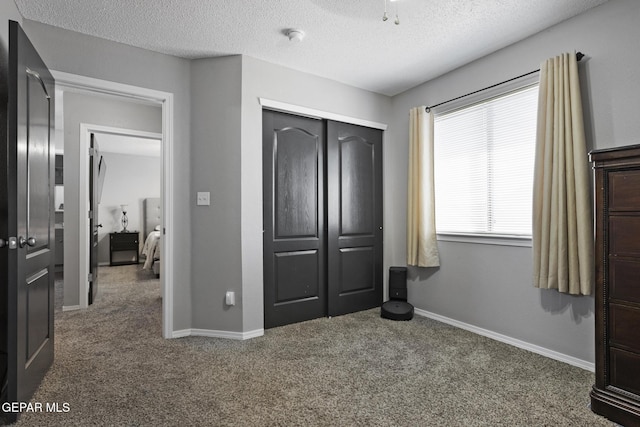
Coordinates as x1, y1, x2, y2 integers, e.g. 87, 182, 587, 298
532, 52, 593, 295
407, 107, 440, 267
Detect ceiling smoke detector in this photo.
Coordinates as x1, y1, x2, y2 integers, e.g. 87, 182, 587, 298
383, 0, 400, 25
286, 29, 305, 42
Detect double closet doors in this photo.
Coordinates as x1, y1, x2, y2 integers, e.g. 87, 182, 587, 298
263, 110, 383, 329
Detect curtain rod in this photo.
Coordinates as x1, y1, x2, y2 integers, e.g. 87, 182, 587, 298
425, 52, 585, 113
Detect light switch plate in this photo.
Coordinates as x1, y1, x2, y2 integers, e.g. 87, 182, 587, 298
196, 192, 210, 206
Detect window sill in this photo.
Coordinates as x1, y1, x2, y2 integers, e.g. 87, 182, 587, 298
437, 233, 532, 247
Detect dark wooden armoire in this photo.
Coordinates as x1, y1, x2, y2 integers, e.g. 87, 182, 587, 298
590, 144, 640, 426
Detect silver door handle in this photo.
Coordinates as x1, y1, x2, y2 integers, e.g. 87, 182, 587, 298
1, 237, 17, 249
19, 236, 37, 248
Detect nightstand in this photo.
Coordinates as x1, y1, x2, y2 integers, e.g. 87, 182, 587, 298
109, 232, 139, 266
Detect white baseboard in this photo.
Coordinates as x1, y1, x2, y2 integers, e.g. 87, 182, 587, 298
62, 305, 80, 312
413, 308, 595, 372
171, 329, 191, 338
171, 328, 264, 340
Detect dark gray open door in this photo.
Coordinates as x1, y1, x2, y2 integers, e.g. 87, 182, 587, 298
0, 21, 55, 422
326, 121, 383, 316
263, 111, 327, 328
88, 134, 100, 304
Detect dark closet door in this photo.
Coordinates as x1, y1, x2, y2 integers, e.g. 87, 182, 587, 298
263, 111, 326, 329
327, 121, 383, 316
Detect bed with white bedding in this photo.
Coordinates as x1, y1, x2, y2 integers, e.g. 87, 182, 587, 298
141, 197, 161, 276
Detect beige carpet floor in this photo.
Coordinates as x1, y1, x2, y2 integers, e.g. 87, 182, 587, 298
9, 265, 613, 426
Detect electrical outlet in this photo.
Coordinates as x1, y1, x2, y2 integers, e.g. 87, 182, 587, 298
225, 291, 235, 306
196, 192, 210, 206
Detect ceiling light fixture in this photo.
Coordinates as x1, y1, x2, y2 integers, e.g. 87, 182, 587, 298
383, 0, 400, 25
286, 29, 305, 42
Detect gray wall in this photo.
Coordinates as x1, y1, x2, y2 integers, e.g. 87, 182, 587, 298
97, 151, 161, 265
386, 0, 640, 364
21, 21, 192, 329
61, 92, 161, 305
190, 56, 243, 332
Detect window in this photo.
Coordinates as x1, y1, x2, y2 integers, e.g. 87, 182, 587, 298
433, 83, 538, 238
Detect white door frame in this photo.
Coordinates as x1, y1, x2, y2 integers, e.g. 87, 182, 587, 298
52, 70, 175, 338
80, 124, 162, 297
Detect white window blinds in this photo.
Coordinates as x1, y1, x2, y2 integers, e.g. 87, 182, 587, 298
433, 84, 538, 237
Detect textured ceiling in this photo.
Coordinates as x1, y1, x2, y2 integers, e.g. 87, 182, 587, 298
14, 0, 608, 96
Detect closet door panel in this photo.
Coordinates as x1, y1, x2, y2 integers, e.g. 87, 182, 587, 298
263, 111, 326, 328
339, 247, 375, 294
327, 121, 383, 317
274, 250, 320, 303
274, 128, 319, 239
339, 137, 375, 236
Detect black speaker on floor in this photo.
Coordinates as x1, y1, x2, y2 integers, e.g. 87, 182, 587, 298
381, 266, 414, 321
